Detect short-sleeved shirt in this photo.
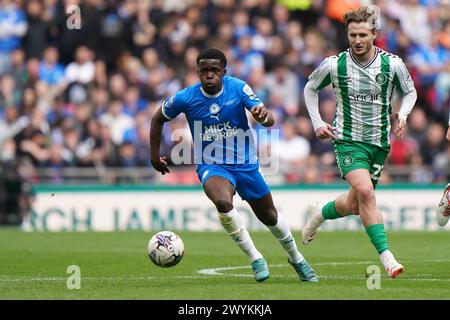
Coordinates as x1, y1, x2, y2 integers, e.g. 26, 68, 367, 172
162, 76, 264, 166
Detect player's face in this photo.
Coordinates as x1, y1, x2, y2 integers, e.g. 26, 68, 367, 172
197, 59, 226, 95
347, 22, 377, 58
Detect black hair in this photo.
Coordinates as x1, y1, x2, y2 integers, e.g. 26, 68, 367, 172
196, 48, 227, 67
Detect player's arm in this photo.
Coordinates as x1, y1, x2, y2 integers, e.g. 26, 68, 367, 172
150, 94, 184, 175
250, 104, 274, 127
393, 59, 417, 139
304, 58, 336, 140
240, 82, 274, 127
150, 107, 171, 175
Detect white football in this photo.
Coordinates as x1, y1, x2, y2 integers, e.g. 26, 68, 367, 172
147, 231, 184, 267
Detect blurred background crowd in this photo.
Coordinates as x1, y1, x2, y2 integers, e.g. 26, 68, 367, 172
0, 0, 449, 190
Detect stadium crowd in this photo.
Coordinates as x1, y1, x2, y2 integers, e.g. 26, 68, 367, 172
0, 0, 449, 186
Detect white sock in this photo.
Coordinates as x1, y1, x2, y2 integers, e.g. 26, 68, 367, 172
218, 208, 263, 262
380, 250, 398, 269
267, 213, 304, 264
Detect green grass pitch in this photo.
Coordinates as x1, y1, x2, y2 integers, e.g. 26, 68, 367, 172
0, 230, 449, 300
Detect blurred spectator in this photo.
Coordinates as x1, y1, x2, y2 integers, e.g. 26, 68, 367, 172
0, 74, 21, 109
39, 46, 65, 87
398, 0, 431, 47
76, 118, 104, 167
99, 99, 135, 145
420, 122, 446, 166
439, 19, 450, 49
407, 107, 428, 146
0, 0, 27, 73
388, 134, 418, 166
232, 33, 264, 81
23, 0, 50, 59
409, 32, 450, 110
131, 0, 157, 57
272, 120, 311, 182
97, 0, 133, 71
0, 106, 29, 146
264, 60, 300, 116
65, 46, 95, 85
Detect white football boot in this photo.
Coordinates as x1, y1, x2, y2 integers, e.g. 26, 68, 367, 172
436, 183, 450, 227
301, 203, 324, 245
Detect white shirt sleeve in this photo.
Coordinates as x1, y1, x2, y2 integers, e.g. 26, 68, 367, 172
303, 58, 334, 131
394, 58, 417, 120
397, 90, 417, 121
304, 81, 327, 132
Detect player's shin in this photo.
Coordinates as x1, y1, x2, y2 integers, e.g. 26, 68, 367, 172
322, 200, 343, 220
365, 223, 403, 278
218, 208, 262, 262
365, 223, 389, 254
267, 214, 304, 263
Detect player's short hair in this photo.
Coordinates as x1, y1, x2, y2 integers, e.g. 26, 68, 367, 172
196, 48, 227, 68
343, 7, 378, 30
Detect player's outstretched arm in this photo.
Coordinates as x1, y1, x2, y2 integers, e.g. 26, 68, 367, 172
304, 81, 336, 140
250, 105, 274, 127
447, 125, 450, 142
150, 107, 171, 175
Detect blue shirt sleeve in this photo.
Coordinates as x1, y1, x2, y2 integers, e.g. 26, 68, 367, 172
161, 92, 185, 120
239, 80, 264, 111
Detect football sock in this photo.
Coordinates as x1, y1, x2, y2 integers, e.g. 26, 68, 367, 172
218, 208, 263, 262
379, 249, 400, 271
267, 214, 304, 264
322, 201, 342, 220
365, 223, 389, 254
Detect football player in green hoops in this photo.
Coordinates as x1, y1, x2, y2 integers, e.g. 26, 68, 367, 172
302, 7, 417, 279
436, 108, 450, 227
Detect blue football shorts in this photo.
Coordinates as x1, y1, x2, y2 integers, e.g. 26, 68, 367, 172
196, 164, 270, 201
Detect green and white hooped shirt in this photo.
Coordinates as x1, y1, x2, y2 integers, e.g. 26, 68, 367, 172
307, 47, 416, 150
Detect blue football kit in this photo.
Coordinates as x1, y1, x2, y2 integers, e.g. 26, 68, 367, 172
161, 76, 270, 201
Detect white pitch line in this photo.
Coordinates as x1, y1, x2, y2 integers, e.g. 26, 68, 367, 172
0, 260, 449, 283
197, 260, 450, 282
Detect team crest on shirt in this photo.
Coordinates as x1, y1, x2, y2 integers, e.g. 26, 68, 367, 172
209, 103, 220, 120
209, 103, 220, 114
375, 73, 387, 85
343, 155, 353, 166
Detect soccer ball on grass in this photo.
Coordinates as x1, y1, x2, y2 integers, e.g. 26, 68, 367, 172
147, 231, 184, 267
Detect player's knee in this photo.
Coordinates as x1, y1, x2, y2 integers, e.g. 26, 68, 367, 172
258, 208, 278, 226
355, 186, 375, 203
350, 202, 359, 215
215, 198, 233, 213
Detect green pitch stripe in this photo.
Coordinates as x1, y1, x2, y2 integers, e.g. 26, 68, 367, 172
338, 54, 352, 140
380, 55, 390, 148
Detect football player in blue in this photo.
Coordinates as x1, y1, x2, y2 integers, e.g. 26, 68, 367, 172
150, 48, 317, 283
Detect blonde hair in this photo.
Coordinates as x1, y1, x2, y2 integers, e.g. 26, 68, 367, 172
343, 7, 378, 30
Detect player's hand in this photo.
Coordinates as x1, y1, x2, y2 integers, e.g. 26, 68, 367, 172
446, 126, 450, 142
151, 156, 170, 175
394, 114, 407, 139
250, 106, 268, 123
315, 123, 336, 140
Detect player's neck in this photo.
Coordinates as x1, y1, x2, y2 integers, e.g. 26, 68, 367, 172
351, 46, 376, 65
201, 84, 223, 96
